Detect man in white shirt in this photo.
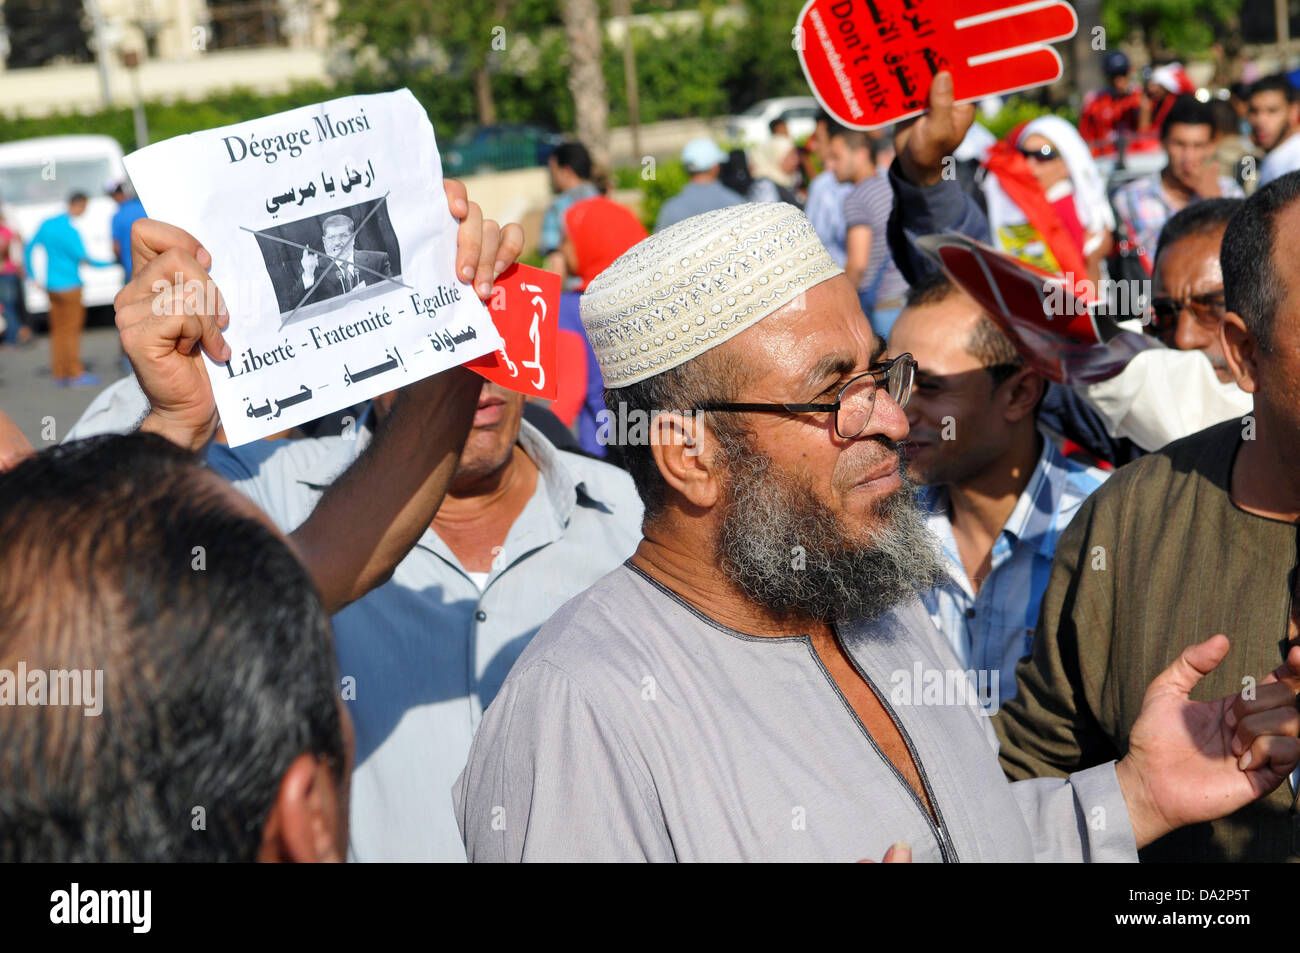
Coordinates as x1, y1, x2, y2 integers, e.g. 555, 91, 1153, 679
1248, 74, 1300, 187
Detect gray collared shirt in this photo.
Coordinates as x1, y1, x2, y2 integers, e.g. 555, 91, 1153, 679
455, 563, 1138, 862
206, 419, 643, 861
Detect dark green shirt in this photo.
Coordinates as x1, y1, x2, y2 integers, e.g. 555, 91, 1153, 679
995, 419, 1300, 861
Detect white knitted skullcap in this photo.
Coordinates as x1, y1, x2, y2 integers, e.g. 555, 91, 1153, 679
580, 202, 843, 388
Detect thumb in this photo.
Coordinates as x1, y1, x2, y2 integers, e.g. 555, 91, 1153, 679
1261, 643, 1300, 688
882, 840, 912, 862
1149, 634, 1231, 699
928, 70, 955, 112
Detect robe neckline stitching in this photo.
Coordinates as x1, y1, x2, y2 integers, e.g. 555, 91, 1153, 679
622, 560, 813, 645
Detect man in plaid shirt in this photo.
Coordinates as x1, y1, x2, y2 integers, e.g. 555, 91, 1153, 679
1112, 96, 1242, 274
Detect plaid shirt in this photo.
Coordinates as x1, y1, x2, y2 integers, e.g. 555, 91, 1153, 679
917, 433, 1109, 710
1112, 173, 1243, 268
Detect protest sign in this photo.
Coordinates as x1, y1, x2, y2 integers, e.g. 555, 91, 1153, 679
797, 0, 1078, 130
124, 89, 503, 446
468, 264, 560, 401
916, 232, 1156, 386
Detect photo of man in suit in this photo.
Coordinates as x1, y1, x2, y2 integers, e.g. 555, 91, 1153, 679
298, 213, 392, 305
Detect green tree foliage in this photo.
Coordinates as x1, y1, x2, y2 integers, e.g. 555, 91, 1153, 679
723, 0, 810, 107
1101, 0, 1242, 58
614, 157, 690, 228
0, 2, 816, 154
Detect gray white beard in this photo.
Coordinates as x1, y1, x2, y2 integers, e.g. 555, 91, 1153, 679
714, 439, 945, 626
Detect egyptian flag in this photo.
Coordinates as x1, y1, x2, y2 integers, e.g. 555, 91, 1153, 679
981, 121, 1091, 284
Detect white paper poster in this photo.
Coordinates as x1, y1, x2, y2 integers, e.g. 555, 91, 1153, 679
124, 88, 503, 446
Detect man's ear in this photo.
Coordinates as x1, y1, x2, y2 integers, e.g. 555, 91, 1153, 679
1220, 310, 1258, 394
649, 411, 725, 511
257, 754, 345, 863
1000, 367, 1044, 424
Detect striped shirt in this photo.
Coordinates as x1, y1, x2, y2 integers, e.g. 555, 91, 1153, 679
917, 433, 1109, 710
843, 172, 908, 303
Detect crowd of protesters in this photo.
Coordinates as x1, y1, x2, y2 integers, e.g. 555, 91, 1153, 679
6, 52, 1300, 864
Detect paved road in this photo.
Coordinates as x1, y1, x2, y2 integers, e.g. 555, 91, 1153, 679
0, 326, 129, 447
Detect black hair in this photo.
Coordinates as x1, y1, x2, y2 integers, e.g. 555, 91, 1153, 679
829, 128, 871, 151
551, 140, 593, 181
1154, 197, 1242, 265
903, 272, 958, 310
1221, 171, 1300, 353
967, 314, 1026, 386
768, 117, 788, 134
1160, 95, 1216, 138
902, 273, 1026, 386
67, 191, 88, 205
1211, 98, 1240, 136
0, 434, 343, 861
1249, 73, 1298, 104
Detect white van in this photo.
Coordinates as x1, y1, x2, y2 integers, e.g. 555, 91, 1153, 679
0, 135, 128, 317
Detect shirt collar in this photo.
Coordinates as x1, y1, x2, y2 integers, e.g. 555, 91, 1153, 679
1001, 431, 1071, 557
919, 429, 1069, 559
296, 407, 604, 523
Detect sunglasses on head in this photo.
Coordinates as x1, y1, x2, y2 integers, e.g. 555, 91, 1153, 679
1018, 144, 1061, 162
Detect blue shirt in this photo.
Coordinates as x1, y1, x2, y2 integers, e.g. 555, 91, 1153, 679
539, 181, 600, 256
111, 197, 146, 276
654, 180, 746, 232
803, 169, 852, 267
206, 418, 644, 860
917, 433, 1108, 711
26, 212, 112, 292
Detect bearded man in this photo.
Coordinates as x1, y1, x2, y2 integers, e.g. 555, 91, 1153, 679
454, 202, 1300, 862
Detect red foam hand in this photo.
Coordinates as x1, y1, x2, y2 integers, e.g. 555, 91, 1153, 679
917, 232, 1153, 386
798, 0, 1078, 129
466, 263, 560, 400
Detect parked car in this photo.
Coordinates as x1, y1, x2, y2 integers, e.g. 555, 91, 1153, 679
440, 124, 565, 176
0, 135, 127, 318
724, 97, 822, 147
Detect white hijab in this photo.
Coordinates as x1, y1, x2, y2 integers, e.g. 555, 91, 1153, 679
1016, 115, 1115, 237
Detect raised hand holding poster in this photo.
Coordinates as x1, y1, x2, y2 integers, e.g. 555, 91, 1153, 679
797, 0, 1078, 130
123, 89, 503, 446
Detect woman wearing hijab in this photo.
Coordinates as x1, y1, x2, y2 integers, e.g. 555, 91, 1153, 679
747, 135, 803, 208
982, 115, 1115, 285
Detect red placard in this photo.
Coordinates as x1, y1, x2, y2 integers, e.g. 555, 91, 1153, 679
797, 0, 1078, 130
465, 263, 560, 399
915, 232, 1156, 386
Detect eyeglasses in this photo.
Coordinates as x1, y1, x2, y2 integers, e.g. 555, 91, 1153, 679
695, 353, 917, 439
1018, 144, 1061, 162
1148, 287, 1226, 332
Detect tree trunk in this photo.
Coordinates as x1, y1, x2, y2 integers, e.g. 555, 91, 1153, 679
562, 0, 610, 174
475, 66, 497, 126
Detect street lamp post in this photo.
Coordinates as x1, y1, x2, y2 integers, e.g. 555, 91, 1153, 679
121, 49, 149, 150
84, 0, 114, 108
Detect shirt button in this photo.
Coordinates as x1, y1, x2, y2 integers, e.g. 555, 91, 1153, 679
475, 610, 487, 622
965, 608, 976, 619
